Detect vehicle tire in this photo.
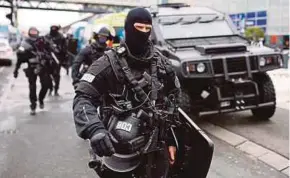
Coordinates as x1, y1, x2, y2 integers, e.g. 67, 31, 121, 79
251, 73, 276, 120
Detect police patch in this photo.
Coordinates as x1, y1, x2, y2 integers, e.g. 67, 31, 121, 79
116, 121, 132, 132
81, 73, 95, 83
117, 46, 126, 54
175, 76, 181, 88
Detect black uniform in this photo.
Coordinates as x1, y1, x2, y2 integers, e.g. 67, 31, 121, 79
71, 42, 108, 86
74, 43, 180, 177
66, 34, 78, 75
45, 26, 68, 95
73, 7, 181, 178
14, 36, 52, 114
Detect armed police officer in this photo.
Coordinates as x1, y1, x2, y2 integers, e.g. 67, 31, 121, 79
73, 8, 181, 178
45, 25, 68, 96
71, 26, 111, 89
14, 27, 52, 115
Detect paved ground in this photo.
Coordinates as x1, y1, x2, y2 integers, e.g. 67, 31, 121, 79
0, 67, 288, 177
0, 66, 14, 99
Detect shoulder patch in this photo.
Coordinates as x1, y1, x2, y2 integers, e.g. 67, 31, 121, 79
81, 73, 95, 83
116, 46, 126, 55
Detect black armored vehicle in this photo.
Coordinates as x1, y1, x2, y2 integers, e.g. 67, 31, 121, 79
149, 3, 283, 120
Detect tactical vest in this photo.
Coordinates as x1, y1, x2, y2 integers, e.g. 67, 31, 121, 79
104, 47, 172, 107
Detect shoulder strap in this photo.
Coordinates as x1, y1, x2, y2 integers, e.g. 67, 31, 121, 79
118, 55, 148, 103
105, 47, 159, 104
105, 50, 124, 83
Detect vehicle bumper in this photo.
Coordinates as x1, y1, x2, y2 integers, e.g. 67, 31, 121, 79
195, 79, 275, 117
199, 101, 275, 116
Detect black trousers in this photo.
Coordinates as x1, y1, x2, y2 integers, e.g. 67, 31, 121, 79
52, 64, 61, 93
25, 69, 51, 109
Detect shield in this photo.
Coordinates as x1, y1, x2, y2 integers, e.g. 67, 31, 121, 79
169, 108, 214, 178
88, 108, 214, 178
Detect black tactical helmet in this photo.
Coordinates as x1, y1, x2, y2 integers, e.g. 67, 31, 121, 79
28, 27, 39, 40
91, 26, 111, 46
50, 25, 60, 31
93, 26, 111, 38
102, 110, 151, 172
50, 25, 60, 36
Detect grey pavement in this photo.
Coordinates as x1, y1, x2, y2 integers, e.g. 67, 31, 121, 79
208, 137, 288, 178
0, 71, 96, 178
0, 69, 288, 178
205, 108, 289, 159
0, 66, 14, 99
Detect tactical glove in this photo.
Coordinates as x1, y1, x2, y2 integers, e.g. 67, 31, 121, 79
72, 80, 79, 90
90, 131, 115, 157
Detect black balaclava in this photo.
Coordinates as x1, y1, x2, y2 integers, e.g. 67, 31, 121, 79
125, 8, 152, 56
50, 25, 59, 37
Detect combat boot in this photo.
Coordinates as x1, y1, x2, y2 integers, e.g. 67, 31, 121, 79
39, 100, 44, 109
54, 90, 59, 96
30, 109, 36, 115
30, 103, 36, 115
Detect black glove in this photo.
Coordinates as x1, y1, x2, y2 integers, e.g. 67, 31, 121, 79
73, 83, 78, 90
13, 71, 18, 78
72, 80, 79, 90
90, 131, 115, 157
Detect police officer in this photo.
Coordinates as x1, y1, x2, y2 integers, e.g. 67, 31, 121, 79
45, 25, 68, 96
73, 8, 181, 178
14, 27, 52, 115
71, 26, 111, 88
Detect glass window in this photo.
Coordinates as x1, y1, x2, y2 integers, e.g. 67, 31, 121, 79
257, 19, 267, 26
257, 11, 267, 17
246, 12, 256, 18
158, 15, 234, 39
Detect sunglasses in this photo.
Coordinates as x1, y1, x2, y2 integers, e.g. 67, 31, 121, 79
134, 23, 152, 33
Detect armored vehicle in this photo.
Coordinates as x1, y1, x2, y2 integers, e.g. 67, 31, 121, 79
149, 3, 283, 120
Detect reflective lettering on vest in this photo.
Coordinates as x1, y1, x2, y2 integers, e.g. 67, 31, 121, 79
116, 121, 132, 132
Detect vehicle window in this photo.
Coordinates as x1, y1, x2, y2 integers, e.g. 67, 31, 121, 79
158, 15, 234, 39
166, 36, 248, 48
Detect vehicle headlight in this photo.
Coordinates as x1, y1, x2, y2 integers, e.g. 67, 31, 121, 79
197, 63, 206, 73
259, 57, 266, 66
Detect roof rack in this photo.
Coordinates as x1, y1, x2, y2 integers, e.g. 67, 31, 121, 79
157, 3, 190, 8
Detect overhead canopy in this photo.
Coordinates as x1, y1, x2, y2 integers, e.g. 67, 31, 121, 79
93, 12, 128, 27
